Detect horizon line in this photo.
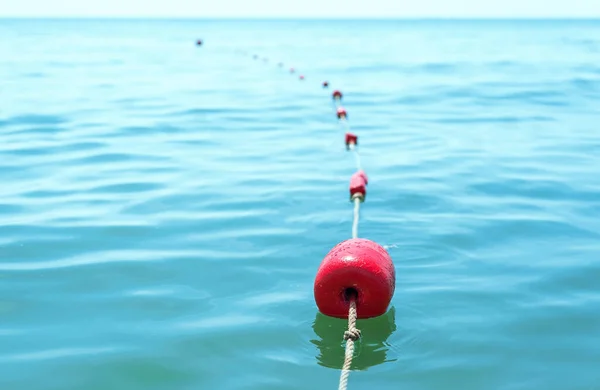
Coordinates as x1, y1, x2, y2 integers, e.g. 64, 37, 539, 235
1, 15, 600, 20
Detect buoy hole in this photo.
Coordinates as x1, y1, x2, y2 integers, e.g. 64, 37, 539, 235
343, 287, 359, 302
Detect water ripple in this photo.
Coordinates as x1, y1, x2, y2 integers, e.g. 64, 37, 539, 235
1, 18, 600, 390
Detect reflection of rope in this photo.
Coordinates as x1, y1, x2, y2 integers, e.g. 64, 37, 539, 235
352, 196, 361, 239
338, 297, 361, 390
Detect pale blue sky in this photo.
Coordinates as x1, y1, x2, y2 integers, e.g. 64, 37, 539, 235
1, 0, 600, 18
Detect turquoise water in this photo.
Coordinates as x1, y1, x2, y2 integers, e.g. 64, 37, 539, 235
2, 18, 600, 389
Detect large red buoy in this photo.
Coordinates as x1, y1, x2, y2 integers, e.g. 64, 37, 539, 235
332, 90, 342, 100
314, 238, 395, 319
337, 107, 347, 119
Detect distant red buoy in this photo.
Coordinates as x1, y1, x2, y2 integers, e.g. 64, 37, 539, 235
323, 81, 329, 88
345, 132, 358, 148
332, 90, 342, 100
300, 75, 305, 80
196, 39, 202, 46
337, 107, 347, 119
290, 67, 295, 73
314, 238, 395, 319
349, 170, 368, 201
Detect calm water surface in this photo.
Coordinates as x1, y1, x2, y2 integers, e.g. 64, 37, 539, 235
1, 19, 600, 390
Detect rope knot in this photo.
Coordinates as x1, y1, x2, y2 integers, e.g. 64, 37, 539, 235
339, 298, 359, 390
344, 328, 361, 341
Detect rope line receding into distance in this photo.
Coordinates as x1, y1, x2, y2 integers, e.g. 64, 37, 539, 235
237, 47, 371, 390
339, 295, 361, 390
331, 87, 363, 390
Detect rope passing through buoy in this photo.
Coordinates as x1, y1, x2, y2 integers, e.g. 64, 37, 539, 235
233, 48, 395, 390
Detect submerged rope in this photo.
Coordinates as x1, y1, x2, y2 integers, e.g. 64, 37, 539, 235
338, 296, 361, 390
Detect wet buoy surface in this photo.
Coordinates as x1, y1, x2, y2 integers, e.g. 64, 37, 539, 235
314, 238, 395, 319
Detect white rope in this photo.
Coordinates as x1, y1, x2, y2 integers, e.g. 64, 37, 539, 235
333, 96, 362, 390
352, 196, 360, 239
348, 143, 362, 171
338, 297, 361, 390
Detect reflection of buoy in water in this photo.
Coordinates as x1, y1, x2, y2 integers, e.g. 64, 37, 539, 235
314, 238, 395, 319
311, 306, 396, 370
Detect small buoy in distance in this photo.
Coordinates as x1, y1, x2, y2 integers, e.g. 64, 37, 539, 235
332, 90, 343, 100
278, 62, 283, 67
349, 170, 368, 201
314, 238, 395, 319
323, 81, 329, 88
290, 67, 295, 73
345, 132, 358, 149
300, 75, 305, 80
253, 54, 258, 60
196, 39, 202, 46
336, 107, 347, 119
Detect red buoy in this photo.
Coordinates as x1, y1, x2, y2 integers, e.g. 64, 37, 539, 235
349, 170, 368, 201
337, 107, 347, 119
300, 75, 305, 80
345, 132, 358, 148
196, 39, 203, 46
323, 81, 329, 88
314, 238, 395, 319
332, 90, 343, 100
